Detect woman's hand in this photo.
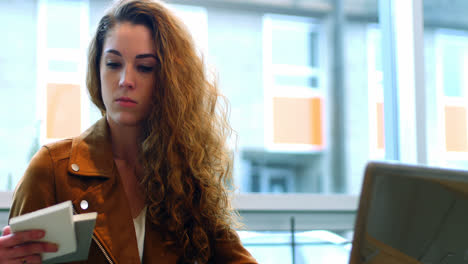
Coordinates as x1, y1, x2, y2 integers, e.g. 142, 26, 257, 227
0, 226, 58, 264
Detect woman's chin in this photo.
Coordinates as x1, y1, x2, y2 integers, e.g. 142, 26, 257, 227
107, 113, 144, 127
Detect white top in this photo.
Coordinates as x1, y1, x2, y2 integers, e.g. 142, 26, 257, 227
133, 206, 147, 262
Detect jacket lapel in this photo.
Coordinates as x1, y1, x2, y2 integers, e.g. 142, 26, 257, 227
68, 117, 114, 178
67, 118, 141, 263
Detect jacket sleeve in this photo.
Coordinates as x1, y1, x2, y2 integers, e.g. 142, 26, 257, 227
8, 146, 57, 221
212, 229, 258, 264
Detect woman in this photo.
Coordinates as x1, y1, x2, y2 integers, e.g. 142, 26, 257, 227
0, 0, 258, 263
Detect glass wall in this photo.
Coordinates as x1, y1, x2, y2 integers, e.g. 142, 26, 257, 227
0, 1, 373, 262
0, 0, 92, 191
0, 0, 39, 191
0, 0, 384, 195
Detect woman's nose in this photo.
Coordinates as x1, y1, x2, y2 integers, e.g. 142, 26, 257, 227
119, 66, 135, 89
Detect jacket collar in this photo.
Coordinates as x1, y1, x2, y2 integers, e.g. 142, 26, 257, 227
68, 117, 115, 178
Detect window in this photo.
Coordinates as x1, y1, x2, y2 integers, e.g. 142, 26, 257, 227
263, 14, 325, 152
37, 0, 90, 145
235, 14, 327, 194
1, 1, 370, 263
434, 31, 468, 164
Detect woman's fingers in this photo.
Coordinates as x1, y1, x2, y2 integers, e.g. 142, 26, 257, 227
2, 226, 11, 236
9, 241, 58, 259
0, 243, 55, 264
8, 254, 42, 264
0, 230, 45, 248
0, 228, 58, 263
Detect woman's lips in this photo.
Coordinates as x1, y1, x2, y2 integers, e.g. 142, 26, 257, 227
116, 97, 137, 107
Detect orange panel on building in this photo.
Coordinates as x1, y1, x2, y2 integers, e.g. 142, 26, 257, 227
46, 83, 81, 138
273, 97, 323, 146
445, 106, 468, 152
310, 97, 323, 145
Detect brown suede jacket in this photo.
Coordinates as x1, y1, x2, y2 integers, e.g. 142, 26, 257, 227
9, 118, 258, 264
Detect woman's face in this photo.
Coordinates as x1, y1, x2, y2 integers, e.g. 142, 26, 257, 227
100, 22, 157, 128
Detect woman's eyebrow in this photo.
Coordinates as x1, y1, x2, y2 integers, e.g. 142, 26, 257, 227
135, 54, 157, 60
104, 49, 156, 60
104, 49, 122, 56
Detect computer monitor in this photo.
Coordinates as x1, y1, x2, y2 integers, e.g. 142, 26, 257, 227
350, 161, 468, 264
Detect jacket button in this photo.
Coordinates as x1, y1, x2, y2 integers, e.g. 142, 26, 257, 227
71, 164, 80, 172
80, 200, 89, 210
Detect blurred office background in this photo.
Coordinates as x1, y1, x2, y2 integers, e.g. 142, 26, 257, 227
1, 0, 467, 262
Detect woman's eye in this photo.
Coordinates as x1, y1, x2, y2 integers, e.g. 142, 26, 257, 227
138, 65, 154, 73
106, 62, 121, 69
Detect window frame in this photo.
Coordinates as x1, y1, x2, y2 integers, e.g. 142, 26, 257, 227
434, 30, 468, 161
378, 0, 426, 163
37, 0, 90, 145
262, 14, 326, 153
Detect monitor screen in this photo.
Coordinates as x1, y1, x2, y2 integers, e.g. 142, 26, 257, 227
361, 169, 468, 264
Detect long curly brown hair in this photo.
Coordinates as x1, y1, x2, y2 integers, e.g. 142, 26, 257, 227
86, 0, 238, 262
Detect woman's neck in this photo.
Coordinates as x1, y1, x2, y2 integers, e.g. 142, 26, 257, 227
107, 116, 142, 164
